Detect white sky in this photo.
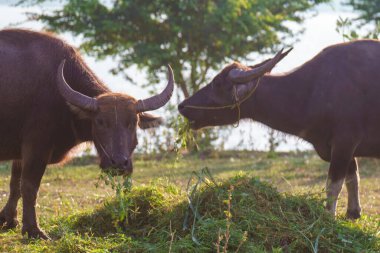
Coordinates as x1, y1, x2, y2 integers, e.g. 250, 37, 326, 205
0, 0, 358, 151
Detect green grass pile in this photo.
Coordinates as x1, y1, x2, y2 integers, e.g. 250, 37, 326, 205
17, 174, 378, 253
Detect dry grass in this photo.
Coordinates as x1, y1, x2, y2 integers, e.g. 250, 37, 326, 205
0, 151, 379, 252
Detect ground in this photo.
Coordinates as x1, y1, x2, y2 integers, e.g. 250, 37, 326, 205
0, 151, 379, 252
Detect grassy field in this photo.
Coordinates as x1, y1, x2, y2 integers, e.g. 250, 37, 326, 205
0, 151, 379, 252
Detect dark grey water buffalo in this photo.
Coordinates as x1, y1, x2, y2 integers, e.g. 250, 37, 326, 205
0, 29, 174, 239
179, 40, 380, 219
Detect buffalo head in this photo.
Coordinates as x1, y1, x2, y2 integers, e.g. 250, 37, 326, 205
178, 49, 292, 129
57, 60, 174, 175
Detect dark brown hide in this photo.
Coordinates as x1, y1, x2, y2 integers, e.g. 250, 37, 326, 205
179, 40, 380, 219
0, 29, 173, 239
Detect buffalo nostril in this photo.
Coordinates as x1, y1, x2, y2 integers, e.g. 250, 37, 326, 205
111, 159, 116, 165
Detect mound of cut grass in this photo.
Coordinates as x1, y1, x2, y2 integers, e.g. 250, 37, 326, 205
27, 174, 379, 253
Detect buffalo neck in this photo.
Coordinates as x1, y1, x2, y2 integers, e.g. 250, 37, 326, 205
242, 72, 310, 136
64, 58, 110, 98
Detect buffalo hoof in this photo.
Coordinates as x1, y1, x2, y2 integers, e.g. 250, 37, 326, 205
346, 209, 361, 220
22, 226, 51, 240
0, 209, 19, 229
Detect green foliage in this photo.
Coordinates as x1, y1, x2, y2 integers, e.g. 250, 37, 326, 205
0, 162, 9, 173
1, 152, 380, 252
21, 0, 329, 95
336, 16, 358, 41
345, 0, 380, 28
174, 116, 198, 151
337, 1, 380, 40
174, 116, 220, 153
95, 173, 133, 229
18, 0, 329, 151
7, 175, 380, 252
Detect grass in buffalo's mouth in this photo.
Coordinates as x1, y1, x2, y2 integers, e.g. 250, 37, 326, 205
175, 116, 198, 151
7, 174, 379, 253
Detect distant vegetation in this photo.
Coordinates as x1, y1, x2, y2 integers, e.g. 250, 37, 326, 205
18, 0, 330, 151
337, 0, 380, 40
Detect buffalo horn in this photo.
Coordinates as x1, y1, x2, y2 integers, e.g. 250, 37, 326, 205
229, 48, 292, 84
135, 65, 174, 112
57, 60, 98, 112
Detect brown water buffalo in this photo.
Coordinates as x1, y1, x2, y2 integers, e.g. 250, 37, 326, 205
179, 40, 380, 219
0, 29, 174, 239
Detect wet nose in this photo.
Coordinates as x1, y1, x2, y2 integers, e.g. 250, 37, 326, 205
111, 156, 130, 169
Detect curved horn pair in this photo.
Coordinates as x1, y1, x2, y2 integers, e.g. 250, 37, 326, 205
228, 48, 293, 84
57, 60, 174, 113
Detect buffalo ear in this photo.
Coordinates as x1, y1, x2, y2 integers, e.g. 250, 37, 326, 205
68, 103, 93, 119
138, 112, 163, 129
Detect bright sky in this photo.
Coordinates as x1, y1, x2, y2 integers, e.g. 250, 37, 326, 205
0, 0, 358, 151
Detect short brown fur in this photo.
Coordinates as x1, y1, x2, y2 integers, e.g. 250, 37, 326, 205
179, 40, 380, 219
0, 29, 164, 239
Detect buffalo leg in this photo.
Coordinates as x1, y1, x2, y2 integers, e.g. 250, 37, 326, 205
0, 160, 22, 229
20, 148, 50, 240
345, 158, 361, 219
326, 142, 356, 216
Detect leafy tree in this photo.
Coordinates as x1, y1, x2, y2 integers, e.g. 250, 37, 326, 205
19, 0, 329, 151
337, 1, 380, 40
20, 0, 329, 97
346, 0, 380, 25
